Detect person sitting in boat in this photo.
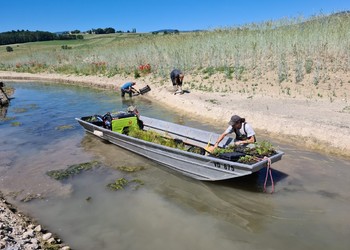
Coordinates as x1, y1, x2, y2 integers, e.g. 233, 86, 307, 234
127, 105, 144, 129
120, 81, 140, 97
213, 115, 256, 149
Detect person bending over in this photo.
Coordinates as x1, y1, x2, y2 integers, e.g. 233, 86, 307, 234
214, 115, 256, 149
120, 81, 140, 97
170, 69, 184, 94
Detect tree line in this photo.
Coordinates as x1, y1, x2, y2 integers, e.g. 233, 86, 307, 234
86, 27, 136, 34
0, 30, 83, 46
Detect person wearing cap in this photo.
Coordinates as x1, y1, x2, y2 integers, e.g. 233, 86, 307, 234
120, 81, 140, 97
170, 69, 184, 94
127, 105, 140, 117
126, 105, 143, 129
213, 115, 256, 149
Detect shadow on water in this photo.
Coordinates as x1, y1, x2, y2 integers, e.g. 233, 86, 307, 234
213, 168, 289, 192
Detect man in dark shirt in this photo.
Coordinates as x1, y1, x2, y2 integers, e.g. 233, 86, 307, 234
170, 69, 184, 94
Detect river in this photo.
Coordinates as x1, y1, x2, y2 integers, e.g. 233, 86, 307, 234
0, 82, 349, 250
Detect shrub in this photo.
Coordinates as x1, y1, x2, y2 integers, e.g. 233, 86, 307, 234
138, 64, 151, 74
6, 46, 13, 52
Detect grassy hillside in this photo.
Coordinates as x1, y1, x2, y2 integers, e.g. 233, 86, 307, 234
1, 12, 349, 101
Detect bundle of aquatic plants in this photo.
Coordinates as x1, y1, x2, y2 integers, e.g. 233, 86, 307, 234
128, 128, 186, 150
212, 140, 277, 162
244, 140, 277, 157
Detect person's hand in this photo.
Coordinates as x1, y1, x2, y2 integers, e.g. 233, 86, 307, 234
235, 140, 249, 145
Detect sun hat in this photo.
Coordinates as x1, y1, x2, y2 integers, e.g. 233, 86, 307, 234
228, 115, 242, 125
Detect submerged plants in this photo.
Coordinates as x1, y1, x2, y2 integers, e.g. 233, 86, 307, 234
106, 178, 144, 191
46, 161, 100, 180
117, 165, 145, 172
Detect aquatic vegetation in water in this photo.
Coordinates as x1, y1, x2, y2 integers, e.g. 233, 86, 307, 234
107, 178, 144, 191
28, 103, 38, 109
12, 107, 28, 113
20, 193, 43, 203
11, 121, 22, 126
55, 124, 74, 131
0, 116, 16, 121
117, 165, 145, 172
46, 161, 100, 180
107, 178, 128, 190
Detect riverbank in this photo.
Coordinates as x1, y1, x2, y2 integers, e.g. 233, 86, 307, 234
0, 192, 70, 250
1, 70, 349, 158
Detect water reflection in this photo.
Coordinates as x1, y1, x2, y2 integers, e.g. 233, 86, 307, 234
0, 106, 8, 118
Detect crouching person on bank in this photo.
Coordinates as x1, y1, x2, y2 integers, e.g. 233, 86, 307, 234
120, 81, 140, 97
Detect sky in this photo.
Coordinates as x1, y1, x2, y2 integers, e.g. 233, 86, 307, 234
1, 0, 349, 33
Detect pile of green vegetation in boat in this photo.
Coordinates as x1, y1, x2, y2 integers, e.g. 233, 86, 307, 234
128, 127, 277, 165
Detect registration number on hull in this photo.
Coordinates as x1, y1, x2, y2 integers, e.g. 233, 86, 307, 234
213, 162, 235, 171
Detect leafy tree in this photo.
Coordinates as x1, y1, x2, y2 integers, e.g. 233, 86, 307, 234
104, 27, 115, 34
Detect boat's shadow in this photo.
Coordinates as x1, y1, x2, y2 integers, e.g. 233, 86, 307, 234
209, 168, 288, 193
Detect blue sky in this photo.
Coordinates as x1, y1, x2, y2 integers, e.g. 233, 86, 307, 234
1, 0, 349, 33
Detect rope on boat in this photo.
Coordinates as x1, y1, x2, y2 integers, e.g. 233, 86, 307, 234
263, 157, 274, 194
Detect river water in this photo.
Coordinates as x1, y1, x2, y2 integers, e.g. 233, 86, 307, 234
0, 82, 349, 250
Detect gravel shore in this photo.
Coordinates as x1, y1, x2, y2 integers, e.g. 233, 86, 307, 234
0, 192, 70, 250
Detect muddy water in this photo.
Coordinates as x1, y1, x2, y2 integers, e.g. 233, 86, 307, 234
0, 82, 349, 250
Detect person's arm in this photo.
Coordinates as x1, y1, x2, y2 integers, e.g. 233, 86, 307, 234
131, 87, 140, 93
234, 136, 255, 145
213, 132, 227, 148
235, 123, 256, 145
